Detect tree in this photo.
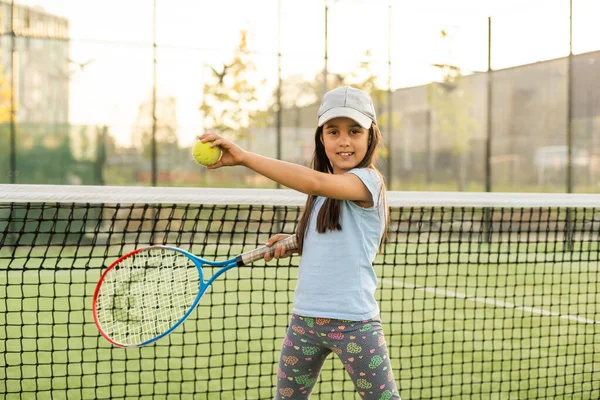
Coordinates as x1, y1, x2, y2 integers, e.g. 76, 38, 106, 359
279, 74, 320, 111
0, 61, 16, 184
429, 64, 477, 191
271, 69, 346, 117
346, 50, 402, 178
428, 77, 478, 191
0, 64, 12, 154
428, 28, 478, 191
0, 64, 11, 123
131, 96, 179, 161
200, 30, 266, 140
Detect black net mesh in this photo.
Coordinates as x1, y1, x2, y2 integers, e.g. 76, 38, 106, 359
1, 188, 599, 399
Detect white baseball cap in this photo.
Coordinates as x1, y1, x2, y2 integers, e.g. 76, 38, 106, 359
317, 86, 376, 129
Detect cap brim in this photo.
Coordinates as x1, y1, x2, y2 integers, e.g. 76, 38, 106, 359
318, 108, 372, 129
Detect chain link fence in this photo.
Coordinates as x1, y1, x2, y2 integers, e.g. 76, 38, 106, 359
1, 0, 599, 192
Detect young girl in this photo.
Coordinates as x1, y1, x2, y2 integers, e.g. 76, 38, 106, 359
199, 86, 400, 400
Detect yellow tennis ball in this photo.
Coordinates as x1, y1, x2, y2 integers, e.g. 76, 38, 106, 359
192, 140, 221, 166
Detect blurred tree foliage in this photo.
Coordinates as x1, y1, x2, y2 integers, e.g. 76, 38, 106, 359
0, 62, 13, 182
339, 50, 401, 161
0, 64, 11, 123
200, 30, 267, 139
0, 56, 103, 184
429, 29, 478, 191
132, 96, 179, 161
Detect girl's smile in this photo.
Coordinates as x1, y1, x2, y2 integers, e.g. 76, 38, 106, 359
321, 117, 369, 174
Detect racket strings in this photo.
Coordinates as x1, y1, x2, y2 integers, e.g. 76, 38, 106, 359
96, 248, 200, 345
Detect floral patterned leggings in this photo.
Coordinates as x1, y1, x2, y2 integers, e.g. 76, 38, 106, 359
275, 314, 400, 400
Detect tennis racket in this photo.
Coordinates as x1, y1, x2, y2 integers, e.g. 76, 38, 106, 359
92, 234, 298, 347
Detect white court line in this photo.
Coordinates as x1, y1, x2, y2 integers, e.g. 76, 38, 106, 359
382, 278, 600, 325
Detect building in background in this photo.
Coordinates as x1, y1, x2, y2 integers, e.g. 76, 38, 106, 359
253, 50, 599, 191
392, 50, 600, 191
0, 0, 69, 126
0, 1, 77, 184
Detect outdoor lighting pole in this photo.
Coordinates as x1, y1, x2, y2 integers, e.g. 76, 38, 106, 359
151, 0, 158, 187
566, 0, 573, 193
323, 0, 328, 94
386, 3, 393, 188
484, 16, 493, 243
565, 0, 574, 249
485, 16, 493, 193
10, 0, 16, 184
276, 0, 282, 188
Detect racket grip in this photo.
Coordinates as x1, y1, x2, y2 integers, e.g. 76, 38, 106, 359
236, 234, 298, 266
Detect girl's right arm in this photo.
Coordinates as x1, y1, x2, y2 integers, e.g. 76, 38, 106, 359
198, 133, 374, 205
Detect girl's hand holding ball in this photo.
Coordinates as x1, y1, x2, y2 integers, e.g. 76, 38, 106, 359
195, 133, 246, 169
192, 140, 222, 166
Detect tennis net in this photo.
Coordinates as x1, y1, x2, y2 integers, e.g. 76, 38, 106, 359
1, 185, 599, 399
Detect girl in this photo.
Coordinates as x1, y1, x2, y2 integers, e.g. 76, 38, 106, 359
199, 86, 400, 400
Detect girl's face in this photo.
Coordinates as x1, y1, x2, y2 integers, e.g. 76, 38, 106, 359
321, 117, 370, 174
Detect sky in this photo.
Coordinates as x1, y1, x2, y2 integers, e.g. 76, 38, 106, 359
16, 0, 600, 146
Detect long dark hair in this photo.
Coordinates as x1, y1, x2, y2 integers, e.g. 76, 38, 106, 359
295, 122, 389, 254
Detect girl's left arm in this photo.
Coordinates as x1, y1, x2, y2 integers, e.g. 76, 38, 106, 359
199, 133, 372, 203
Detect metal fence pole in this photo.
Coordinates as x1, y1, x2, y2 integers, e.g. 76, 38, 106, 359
566, 0, 573, 194
151, 0, 158, 187
323, 1, 328, 94
484, 16, 493, 243
565, 0, 574, 250
485, 16, 493, 193
386, 3, 393, 188
276, 0, 282, 189
10, 0, 17, 184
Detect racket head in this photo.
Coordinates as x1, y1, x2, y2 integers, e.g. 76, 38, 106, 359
92, 245, 207, 347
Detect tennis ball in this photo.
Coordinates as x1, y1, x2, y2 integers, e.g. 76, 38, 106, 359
192, 140, 221, 166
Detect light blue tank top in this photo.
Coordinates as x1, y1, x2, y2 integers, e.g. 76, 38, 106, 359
292, 168, 386, 321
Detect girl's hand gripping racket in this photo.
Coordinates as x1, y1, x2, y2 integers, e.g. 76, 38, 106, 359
92, 235, 298, 347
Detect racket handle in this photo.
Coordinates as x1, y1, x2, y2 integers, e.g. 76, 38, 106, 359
236, 234, 298, 266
